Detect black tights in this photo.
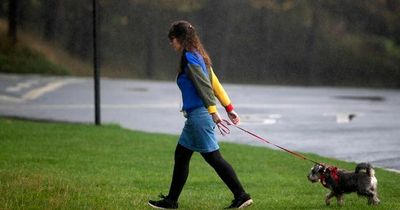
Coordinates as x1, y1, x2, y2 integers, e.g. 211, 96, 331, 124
167, 144, 245, 201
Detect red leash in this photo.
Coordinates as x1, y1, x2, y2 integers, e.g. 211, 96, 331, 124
217, 119, 321, 165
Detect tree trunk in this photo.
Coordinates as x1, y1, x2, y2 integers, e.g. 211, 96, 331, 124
258, 8, 273, 81
0, 2, 5, 17
215, 0, 234, 78
43, 0, 60, 41
8, 0, 18, 44
304, 0, 320, 85
144, 10, 156, 79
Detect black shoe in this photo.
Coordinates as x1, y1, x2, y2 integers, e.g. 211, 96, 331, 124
225, 193, 253, 209
148, 194, 178, 209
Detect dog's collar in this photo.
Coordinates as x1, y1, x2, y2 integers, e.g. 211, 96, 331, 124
319, 174, 329, 188
319, 166, 339, 188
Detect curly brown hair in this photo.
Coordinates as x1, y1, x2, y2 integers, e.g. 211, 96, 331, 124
168, 20, 212, 71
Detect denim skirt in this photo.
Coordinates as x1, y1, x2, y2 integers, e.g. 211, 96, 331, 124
178, 106, 219, 153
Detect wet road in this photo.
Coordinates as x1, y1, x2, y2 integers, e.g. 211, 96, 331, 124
1, 73, 399, 171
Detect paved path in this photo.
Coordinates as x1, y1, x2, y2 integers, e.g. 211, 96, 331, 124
1, 73, 399, 171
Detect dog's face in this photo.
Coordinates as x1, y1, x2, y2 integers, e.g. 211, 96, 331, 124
307, 164, 326, 183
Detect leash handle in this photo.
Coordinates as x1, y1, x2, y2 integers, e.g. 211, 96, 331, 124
217, 120, 230, 136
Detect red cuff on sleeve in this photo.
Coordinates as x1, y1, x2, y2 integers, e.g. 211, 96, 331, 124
225, 104, 234, 112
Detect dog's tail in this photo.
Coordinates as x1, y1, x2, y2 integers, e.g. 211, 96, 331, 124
355, 162, 375, 177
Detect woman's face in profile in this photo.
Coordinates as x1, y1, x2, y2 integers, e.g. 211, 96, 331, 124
169, 37, 183, 52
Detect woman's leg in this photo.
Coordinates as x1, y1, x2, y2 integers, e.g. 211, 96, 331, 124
201, 150, 245, 198
167, 144, 194, 201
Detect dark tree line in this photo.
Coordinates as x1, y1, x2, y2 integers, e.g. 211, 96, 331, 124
1, 0, 400, 87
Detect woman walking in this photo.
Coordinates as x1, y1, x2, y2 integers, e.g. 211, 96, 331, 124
148, 20, 253, 209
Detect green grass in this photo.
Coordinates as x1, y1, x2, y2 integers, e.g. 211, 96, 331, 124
0, 118, 399, 210
0, 33, 69, 75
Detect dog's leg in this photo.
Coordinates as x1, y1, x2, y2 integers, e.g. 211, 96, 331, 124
359, 189, 377, 205
336, 194, 344, 206
370, 192, 380, 205
371, 186, 380, 205
372, 195, 380, 205
325, 191, 335, 206
368, 196, 374, 205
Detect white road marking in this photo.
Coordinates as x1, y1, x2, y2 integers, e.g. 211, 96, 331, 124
263, 119, 277, 124
0, 94, 24, 103
0, 79, 81, 103
6, 79, 39, 92
241, 114, 280, 124
21, 79, 80, 101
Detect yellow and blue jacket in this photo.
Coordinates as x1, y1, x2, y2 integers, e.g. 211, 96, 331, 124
177, 50, 234, 114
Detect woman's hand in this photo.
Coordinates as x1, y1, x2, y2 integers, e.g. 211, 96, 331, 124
227, 110, 240, 125
211, 112, 222, 124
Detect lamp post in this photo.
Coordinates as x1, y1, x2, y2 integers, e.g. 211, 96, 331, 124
93, 0, 101, 125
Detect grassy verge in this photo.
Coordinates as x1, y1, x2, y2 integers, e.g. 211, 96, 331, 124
0, 31, 69, 75
0, 118, 399, 209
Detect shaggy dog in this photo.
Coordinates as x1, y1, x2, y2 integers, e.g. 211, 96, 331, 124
307, 162, 380, 206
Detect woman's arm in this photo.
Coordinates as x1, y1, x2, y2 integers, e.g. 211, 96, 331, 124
209, 67, 234, 112
209, 67, 240, 124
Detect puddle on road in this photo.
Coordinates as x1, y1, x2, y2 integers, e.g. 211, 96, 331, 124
334, 95, 385, 102
323, 113, 357, 124
125, 87, 148, 92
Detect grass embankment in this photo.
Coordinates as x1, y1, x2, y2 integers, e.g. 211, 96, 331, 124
0, 18, 132, 78
0, 31, 69, 75
0, 118, 399, 209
